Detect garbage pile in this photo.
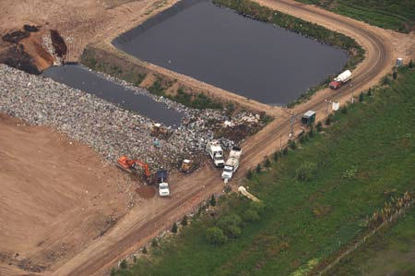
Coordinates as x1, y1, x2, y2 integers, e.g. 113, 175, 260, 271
0, 64, 265, 170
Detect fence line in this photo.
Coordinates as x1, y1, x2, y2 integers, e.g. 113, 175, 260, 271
318, 200, 414, 275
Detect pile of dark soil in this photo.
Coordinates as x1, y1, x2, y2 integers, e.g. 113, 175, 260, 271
0, 45, 40, 74
50, 30, 67, 58
2, 30, 29, 44
24, 25, 40, 32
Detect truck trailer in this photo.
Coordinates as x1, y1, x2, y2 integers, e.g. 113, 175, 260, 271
329, 70, 352, 89
206, 140, 225, 168
222, 146, 242, 182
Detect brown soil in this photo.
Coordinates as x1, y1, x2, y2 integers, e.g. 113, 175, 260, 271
19, 32, 54, 71
0, 114, 133, 274
0, 0, 179, 67
136, 186, 156, 199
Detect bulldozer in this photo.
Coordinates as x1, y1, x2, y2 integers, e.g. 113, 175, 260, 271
180, 159, 198, 174
117, 156, 151, 180
151, 123, 170, 139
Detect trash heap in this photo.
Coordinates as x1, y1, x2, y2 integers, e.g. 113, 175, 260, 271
0, 64, 265, 170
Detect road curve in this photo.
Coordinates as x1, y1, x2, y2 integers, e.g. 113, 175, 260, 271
54, 0, 394, 275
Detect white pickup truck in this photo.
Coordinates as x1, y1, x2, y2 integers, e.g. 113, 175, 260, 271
156, 170, 170, 197
206, 140, 225, 168
222, 146, 242, 182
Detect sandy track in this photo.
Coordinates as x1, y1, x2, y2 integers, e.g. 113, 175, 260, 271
52, 0, 407, 275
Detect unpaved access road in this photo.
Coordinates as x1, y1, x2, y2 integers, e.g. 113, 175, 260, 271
52, 0, 413, 275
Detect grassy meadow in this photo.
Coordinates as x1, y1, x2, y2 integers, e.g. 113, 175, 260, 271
297, 0, 415, 33
330, 208, 415, 275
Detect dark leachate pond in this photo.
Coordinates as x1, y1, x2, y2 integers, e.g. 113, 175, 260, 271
42, 64, 183, 127
113, 0, 348, 105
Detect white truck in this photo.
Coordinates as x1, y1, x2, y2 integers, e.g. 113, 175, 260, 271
222, 146, 242, 182
329, 70, 352, 89
158, 182, 170, 197
156, 170, 170, 197
206, 140, 225, 168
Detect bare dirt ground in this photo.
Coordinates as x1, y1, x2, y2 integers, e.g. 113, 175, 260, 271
0, 0, 179, 67
1, 0, 415, 275
0, 114, 134, 274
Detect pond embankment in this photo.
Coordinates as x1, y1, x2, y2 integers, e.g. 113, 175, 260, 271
43, 64, 183, 127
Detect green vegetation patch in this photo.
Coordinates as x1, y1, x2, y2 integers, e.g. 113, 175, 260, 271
173, 87, 223, 110
81, 47, 224, 110
330, 208, 415, 275
81, 47, 147, 87
114, 66, 415, 275
297, 0, 415, 33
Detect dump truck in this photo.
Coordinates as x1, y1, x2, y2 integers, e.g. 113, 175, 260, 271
222, 146, 242, 182
329, 70, 352, 89
206, 140, 225, 168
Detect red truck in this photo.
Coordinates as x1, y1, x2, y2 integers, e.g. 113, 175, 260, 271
329, 70, 352, 89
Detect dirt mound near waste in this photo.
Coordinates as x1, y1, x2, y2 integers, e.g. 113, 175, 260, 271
136, 186, 156, 199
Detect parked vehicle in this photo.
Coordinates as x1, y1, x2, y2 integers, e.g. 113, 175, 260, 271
301, 110, 316, 126
329, 70, 352, 89
156, 169, 170, 197
222, 146, 242, 182
206, 140, 225, 168
158, 182, 170, 197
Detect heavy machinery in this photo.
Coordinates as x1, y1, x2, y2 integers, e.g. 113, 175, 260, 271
222, 146, 242, 183
329, 70, 352, 89
206, 140, 225, 168
151, 123, 170, 139
117, 156, 170, 196
180, 159, 193, 173
117, 156, 151, 179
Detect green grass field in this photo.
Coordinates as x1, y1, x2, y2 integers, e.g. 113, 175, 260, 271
297, 0, 415, 33
114, 66, 415, 275
330, 208, 415, 275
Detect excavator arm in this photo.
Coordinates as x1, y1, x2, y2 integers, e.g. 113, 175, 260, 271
117, 156, 151, 178
131, 160, 151, 178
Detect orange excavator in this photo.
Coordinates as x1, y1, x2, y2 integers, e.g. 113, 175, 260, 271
117, 156, 151, 179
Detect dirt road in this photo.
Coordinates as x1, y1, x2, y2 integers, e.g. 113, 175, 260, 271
52, 0, 405, 275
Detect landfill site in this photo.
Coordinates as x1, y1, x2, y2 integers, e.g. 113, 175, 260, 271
1, 0, 415, 275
